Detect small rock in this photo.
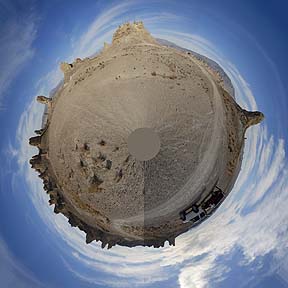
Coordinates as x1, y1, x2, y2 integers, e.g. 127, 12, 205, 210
106, 160, 112, 170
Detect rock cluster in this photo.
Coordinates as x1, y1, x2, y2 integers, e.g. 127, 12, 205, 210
29, 22, 264, 248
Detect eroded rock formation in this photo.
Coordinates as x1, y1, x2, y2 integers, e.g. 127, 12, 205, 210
29, 22, 264, 248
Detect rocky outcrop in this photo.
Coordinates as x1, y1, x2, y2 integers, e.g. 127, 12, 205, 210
37, 96, 52, 105
60, 62, 73, 74
29, 94, 176, 248
29, 135, 42, 147
112, 21, 158, 45
29, 21, 264, 249
103, 42, 110, 52
242, 110, 265, 130
60, 58, 87, 82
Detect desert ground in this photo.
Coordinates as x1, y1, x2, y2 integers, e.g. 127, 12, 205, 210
29, 22, 263, 248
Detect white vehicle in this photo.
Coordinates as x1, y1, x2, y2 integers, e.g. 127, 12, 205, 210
180, 205, 206, 224
201, 186, 224, 214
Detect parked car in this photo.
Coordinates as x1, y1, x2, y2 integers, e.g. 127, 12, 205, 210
201, 186, 224, 213
180, 185, 224, 224
180, 205, 206, 224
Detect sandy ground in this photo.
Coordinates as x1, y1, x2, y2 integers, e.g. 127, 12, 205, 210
30, 22, 263, 247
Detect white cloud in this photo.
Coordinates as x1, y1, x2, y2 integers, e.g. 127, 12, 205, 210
35, 67, 63, 96
11, 5, 288, 288
276, 253, 288, 285
28, 1, 182, 111
0, 236, 46, 288
246, 138, 285, 206
153, 30, 218, 60
73, 1, 180, 59
179, 260, 230, 288
0, 11, 37, 108
25, 72, 284, 288
75, 1, 134, 57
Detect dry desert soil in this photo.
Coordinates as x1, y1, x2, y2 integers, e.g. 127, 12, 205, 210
29, 22, 264, 248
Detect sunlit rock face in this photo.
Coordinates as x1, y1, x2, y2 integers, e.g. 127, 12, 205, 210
29, 22, 264, 248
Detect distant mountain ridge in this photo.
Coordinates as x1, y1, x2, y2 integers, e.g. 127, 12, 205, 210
156, 38, 235, 99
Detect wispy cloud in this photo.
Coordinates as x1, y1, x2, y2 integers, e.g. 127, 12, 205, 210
0, 5, 37, 109
74, 1, 134, 57
30, 0, 182, 109
0, 236, 46, 288
11, 3, 288, 288
73, 1, 180, 58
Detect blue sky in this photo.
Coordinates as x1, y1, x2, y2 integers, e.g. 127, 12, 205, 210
0, 0, 287, 287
